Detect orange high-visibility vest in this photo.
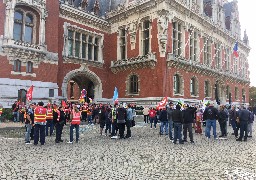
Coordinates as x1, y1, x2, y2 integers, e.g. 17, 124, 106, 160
34, 106, 47, 123
71, 111, 81, 125
46, 108, 53, 120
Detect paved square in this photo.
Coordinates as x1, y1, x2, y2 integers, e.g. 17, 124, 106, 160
0, 120, 256, 180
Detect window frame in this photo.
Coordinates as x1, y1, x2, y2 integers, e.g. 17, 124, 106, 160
204, 80, 210, 97
214, 43, 221, 69
13, 9, 36, 44
173, 74, 180, 94
129, 75, 139, 95
119, 28, 127, 60
189, 30, 198, 61
26, 61, 33, 73
172, 22, 182, 56
142, 20, 150, 55
203, 37, 211, 65
13, 60, 22, 72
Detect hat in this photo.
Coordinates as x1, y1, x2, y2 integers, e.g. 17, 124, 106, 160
38, 102, 44, 106
169, 101, 174, 105
176, 104, 181, 110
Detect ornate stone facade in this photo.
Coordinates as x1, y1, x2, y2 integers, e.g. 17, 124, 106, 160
0, 0, 251, 107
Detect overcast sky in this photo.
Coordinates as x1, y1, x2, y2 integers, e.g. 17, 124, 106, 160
238, 0, 256, 87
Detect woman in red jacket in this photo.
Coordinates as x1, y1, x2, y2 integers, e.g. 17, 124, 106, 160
149, 107, 157, 129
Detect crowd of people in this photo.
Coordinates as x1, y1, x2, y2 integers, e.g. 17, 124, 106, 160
143, 102, 255, 144
7, 100, 256, 145
11, 101, 136, 145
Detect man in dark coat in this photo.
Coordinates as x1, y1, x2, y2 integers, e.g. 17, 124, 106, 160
182, 104, 196, 143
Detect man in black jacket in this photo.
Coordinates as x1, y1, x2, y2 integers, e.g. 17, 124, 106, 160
237, 106, 250, 142
203, 103, 218, 139
116, 104, 127, 139
159, 107, 168, 135
182, 104, 196, 143
172, 104, 183, 144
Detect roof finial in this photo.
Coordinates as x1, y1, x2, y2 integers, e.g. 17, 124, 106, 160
243, 29, 249, 45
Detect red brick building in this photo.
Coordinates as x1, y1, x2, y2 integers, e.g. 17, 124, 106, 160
0, 0, 250, 107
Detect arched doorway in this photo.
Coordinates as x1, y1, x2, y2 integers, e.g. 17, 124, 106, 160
62, 64, 102, 102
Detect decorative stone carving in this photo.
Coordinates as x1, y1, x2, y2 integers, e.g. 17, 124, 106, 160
158, 15, 168, 57
166, 53, 249, 85
128, 21, 138, 50
111, 52, 157, 74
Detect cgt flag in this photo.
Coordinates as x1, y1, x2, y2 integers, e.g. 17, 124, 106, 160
26, 85, 34, 102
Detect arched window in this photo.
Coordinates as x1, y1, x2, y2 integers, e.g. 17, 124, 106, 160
13, 60, 21, 72
235, 87, 238, 100
173, 74, 180, 94
226, 85, 230, 99
26, 61, 33, 73
13, 9, 36, 44
190, 77, 197, 96
204, 80, 210, 97
129, 75, 139, 94
242, 89, 245, 103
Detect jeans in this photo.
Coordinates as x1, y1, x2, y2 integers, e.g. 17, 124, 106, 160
117, 123, 125, 138
34, 124, 46, 145
144, 115, 149, 123
160, 121, 168, 135
13, 112, 17, 122
173, 122, 182, 143
111, 120, 117, 136
46, 120, 54, 136
87, 115, 92, 124
105, 123, 111, 134
126, 120, 132, 138
205, 119, 217, 139
55, 123, 63, 141
230, 120, 236, 132
169, 120, 173, 139
25, 124, 32, 142
239, 121, 248, 140
70, 124, 79, 142
149, 117, 155, 128
248, 123, 253, 136
183, 123, 193, 141
219, 121, 227, 136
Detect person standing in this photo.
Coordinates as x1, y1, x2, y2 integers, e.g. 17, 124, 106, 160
111, 104, 118, 138
55, 106, 65, 143
159, 107, 168, 135
172, 104, 183, 144
116, 104, 127, 139
229, 106, 237, 135
25, 105, 33, 144
236, 106, 250, 142
182, 104, 196, 143
45, 103, 54, 136
218, 105, 228, 138
247, 107, 254, 138
125, 104, 133, 138
203, 103, 218, 139
167, 102, 174, 140
34, 102, 47, 145
143, 106, 149, 123
149, 107, 157, 129
68, 105, 81, 143
105, 107, 112, 136
99, 106, 106, 136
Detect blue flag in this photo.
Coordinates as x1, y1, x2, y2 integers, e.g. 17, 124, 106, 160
113, 87, 118, 102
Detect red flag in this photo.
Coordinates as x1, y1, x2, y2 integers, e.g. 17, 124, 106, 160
62, 100, 67, 107
26, 85, 34, 102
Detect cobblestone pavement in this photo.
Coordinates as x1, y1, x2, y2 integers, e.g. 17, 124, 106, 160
0, 120, 256, 180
